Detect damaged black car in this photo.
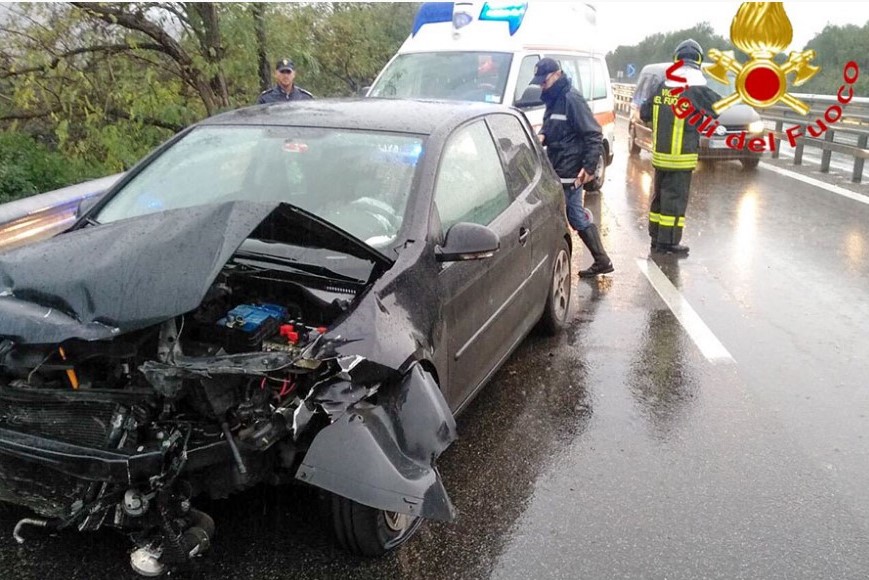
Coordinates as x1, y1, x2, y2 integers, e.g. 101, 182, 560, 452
0, 99, 572, 575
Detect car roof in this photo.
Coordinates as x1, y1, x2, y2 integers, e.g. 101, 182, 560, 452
639, 63, 669, 78
202, 98, 515, 135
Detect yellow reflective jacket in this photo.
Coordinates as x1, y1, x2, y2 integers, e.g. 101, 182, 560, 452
640, 80, 719, 171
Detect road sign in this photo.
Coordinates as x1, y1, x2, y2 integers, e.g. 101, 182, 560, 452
626, 63, 636, 78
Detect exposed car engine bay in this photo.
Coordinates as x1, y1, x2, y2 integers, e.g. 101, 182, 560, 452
0, 258, 378, 576
0, 201, 457, 576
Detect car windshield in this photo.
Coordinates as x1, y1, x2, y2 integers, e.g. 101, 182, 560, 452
702, 68, 735, 96
369, 51, 512, 104
95, 126, 425, 248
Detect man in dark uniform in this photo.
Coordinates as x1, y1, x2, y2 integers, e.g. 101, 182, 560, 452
532, 57, 613, 278
256, 58, 314, 104
640, 39, 720, 254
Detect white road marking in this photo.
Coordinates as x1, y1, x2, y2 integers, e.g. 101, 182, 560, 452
636, 258, 735, 364
760, 162, 869, 206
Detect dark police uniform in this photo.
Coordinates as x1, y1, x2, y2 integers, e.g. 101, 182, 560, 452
256, 85, 314, 104
534, 57, 612, 277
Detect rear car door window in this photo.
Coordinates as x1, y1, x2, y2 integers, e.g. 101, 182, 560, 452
434, 120, 510, 231
486, 114, 540, 198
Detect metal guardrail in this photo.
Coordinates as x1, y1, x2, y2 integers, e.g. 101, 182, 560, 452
612, 81, 869, 183
0, 173, 121, 251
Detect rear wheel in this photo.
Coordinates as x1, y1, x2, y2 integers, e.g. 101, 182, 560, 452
327, 493, 423, 556
538, 239, 571, 335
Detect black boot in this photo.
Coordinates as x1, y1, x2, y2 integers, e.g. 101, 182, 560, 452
655, 243, 690, 254
577, 224, 614, 277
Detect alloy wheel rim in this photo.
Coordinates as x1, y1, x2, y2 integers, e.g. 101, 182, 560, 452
552, 250, 570, 319
384, 511, 411, 532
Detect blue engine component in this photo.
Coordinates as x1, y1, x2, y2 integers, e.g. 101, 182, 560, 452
217, 303, 287, 332
216, 303, 289, 353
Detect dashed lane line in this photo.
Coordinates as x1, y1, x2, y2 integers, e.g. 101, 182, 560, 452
636, 258, 735, 364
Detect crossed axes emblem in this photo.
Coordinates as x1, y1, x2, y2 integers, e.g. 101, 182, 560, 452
705, 48, 819, 115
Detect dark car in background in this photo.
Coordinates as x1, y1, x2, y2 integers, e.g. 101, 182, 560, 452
628, 63, 765, 169
0, 99, 572, 576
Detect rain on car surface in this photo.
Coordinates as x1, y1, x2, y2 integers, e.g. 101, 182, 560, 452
0, 99, 572, 576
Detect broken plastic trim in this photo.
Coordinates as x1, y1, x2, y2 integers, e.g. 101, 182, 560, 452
297, 364, 457, 522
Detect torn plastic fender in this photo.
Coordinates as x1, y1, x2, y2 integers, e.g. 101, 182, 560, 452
296, 364, 457, 522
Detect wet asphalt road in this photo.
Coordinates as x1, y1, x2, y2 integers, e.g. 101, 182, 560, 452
4, 119, 869, 579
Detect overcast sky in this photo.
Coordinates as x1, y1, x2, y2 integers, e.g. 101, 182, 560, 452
593, 1, 869, 53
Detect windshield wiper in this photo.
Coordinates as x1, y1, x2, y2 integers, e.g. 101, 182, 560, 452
233, 250, 365, 284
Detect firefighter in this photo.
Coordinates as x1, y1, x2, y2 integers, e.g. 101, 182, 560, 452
640, 39, 720, 254
532, 57, 613, 277
257, 58, 314, 104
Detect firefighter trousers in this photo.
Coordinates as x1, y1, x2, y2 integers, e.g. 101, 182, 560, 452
649, 169, 692, 245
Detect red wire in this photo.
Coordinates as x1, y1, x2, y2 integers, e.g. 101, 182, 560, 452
278, 379, 296, 398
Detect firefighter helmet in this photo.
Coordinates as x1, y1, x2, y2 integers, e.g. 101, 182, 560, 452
674, 39, 703, 69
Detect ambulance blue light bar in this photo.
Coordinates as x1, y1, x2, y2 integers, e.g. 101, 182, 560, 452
479, 2, 528, 35
412, 2, 454, 36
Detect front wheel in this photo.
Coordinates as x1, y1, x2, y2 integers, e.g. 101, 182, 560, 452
629, 129, 641, 157
584, 151, 607, 193
741, 157, 760, 170
327, 493, 423, 556
537, 239, 572, 335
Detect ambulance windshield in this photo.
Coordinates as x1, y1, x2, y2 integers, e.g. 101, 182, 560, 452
369, 52, 512, 104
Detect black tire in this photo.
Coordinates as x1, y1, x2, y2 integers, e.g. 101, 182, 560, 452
584, 150, 607, 193
328, 493, 423, 557
741, 157, 760, 170
538, 239, 571, 335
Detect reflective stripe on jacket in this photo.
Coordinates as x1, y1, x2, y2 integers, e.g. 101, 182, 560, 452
640, 80, 719, 171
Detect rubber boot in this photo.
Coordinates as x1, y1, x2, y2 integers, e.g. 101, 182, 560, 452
577, 224, 614, 277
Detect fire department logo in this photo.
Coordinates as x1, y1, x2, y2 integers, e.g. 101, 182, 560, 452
706, 2, 820, 115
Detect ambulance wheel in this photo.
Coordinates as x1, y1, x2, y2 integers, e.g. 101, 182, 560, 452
629, 131, 641, 157
741, 157, 760, 170
584, 152, 607, 193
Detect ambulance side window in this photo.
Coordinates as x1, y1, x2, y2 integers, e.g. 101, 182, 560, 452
512, 55, 541, 104
545, 55, 591, 100
591, 58, 608, 100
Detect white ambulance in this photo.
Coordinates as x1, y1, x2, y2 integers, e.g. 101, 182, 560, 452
367, 1, 616, 191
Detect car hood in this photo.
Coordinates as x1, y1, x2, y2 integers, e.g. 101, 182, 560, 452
717, 103, 760, 125
0, 201, 391, 345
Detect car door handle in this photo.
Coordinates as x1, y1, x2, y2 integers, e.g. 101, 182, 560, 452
518, 227, 530, 246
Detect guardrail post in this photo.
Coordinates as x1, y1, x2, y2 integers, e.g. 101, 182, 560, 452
853, 133, 867, 184
772, 120, 783, 159
820, 129, 834, 173
793, 125, 806, 166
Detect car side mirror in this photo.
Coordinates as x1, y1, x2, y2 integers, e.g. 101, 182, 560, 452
514, 85, 543, 109
435, 222, 500, 262
359, 85, 372, 97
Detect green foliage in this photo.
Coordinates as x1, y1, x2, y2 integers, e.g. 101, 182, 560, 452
798, 22, 869, 96
0, 2, 419, 191
607, 23, 733, 81
0, 132, 97, 203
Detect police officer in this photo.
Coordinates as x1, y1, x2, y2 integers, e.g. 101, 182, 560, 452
640, 39, 720, 254
532, 57, 613, 278
256, 58, 313, 104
